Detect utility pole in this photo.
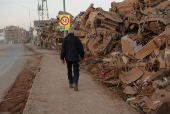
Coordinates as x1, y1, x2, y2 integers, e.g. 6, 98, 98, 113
46, 0, 49, 19
21, 6, 32, 40
21, 6, 31, 30
38, 0, 49, 46
39, 0, 49, 21
63, 0, 67, 38
38, 0, 42, 46
42, 0, 43, 22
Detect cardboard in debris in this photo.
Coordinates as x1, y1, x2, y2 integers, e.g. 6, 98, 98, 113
156, 102, 170, 114
136, 28, 170, 59
123, 86, 136, 94
119, 67, 144, 84
157, 54, 166, 68
145, 89, 170, 110
122, 56, 129, 64
121, 35, 142, 56
121, 28, 170, 59
140, 71, 156, 81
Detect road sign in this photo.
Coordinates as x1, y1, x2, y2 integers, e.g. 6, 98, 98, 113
59, 15, 70, 31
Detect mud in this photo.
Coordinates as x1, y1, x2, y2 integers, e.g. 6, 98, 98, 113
0, 55, 42, 114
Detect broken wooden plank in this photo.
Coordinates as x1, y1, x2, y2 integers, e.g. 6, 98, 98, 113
104, 80, 121, 86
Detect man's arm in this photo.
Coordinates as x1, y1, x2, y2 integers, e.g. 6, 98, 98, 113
60, 38, 66, 62
77, 38, 84, 59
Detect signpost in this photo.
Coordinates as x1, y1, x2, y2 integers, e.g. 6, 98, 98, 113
59, 15, 70, 31
63, 0, 67, 37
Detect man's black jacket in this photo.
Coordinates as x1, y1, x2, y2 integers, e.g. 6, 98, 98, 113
60, 33, 84, 61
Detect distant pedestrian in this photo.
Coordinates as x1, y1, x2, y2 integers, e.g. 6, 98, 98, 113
60, 27, 84, 91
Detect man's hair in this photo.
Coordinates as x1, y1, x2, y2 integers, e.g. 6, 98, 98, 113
68, 27, 75, 34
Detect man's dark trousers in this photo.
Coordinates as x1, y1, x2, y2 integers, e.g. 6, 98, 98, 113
66, 61, 80, 86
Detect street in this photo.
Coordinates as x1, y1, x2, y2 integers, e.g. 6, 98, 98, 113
0, 44, 33, 101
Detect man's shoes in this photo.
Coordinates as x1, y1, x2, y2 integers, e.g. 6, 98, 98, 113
69, 84, 73, 88
72, 83, 79, 91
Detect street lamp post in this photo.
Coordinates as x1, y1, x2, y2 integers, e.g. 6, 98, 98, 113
63, 0, 67, 38
20, 21, 26, 42
38, 0, 42, 46
21, 6, 31, 29
21, 6, 32, 41
20, 21, 26, 29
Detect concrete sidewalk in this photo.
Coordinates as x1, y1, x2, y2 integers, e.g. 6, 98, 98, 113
23, 44, 138, 114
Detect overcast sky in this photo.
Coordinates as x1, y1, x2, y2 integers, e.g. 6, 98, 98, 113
0, 0, 123, 31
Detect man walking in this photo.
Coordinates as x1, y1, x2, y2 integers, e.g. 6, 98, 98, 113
60, 27, 84, 91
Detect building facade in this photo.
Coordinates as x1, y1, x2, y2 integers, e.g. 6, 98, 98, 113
4, 26, 29, 43
34, 20, 49, 29
21, 29, 26, 40
29, 27, 34, 39
0, 29, 5, 42
4, 26, 22, 43
26, 30, 29, 39
20, 29, 29, 40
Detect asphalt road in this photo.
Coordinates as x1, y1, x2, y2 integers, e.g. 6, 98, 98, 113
0, 43, 33, 101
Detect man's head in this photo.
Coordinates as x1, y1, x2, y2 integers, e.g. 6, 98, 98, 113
68, 27, 75, 34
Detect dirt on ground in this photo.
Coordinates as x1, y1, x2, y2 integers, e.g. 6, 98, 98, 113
0, 55, 42, 114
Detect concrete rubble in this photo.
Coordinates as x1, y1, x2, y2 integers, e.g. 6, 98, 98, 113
34, 0, 170, 113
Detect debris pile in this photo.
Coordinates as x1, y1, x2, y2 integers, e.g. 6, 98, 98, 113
34, 19, 64, 50
35, 0, 170, 113
76, 1, 170, 114
100, 28, 170, 114
74, 3, 123, 55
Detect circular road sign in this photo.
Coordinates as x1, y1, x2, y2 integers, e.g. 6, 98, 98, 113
60, 16, 69, 26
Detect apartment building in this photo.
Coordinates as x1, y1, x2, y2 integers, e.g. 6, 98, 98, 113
0, 29, 5, 42
4, 26, 30, 43
29, 27, 34, 39
4, 26, 22, 43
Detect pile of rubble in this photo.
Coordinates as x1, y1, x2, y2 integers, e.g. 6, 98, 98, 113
77, 0, 170, 114
36, 0, 170, 113
34, 19, 64, 50
94, 28, 170, 114
74, 3, 124, 55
